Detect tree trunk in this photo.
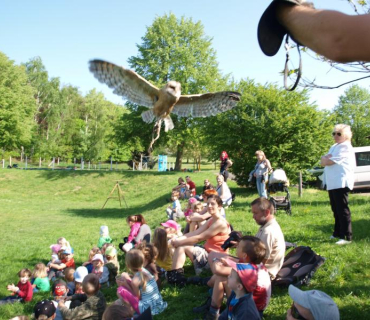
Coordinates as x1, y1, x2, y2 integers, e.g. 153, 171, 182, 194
175, 141, 185, 171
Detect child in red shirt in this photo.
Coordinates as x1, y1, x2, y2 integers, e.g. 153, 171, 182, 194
0, 268, 33, 304
48, 248, 75, 280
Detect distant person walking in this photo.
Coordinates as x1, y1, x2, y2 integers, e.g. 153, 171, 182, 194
321, 124, 355, 245
220, 151, 233, 182
253, 151, 272, 199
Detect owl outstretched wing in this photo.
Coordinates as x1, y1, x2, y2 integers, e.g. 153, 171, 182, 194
172, 91, 241, 118
89, 59, 159, 108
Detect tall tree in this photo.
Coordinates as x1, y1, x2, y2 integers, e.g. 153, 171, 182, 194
333, 84, 370, 146
122, 13, 227, 169
0, 52, 36, 152
204, 79, 334, 185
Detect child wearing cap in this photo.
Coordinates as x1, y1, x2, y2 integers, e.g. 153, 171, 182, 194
33, 299, 56, 320
0, 268, 33, 305
91, 254, 109, 287
74, 266, 89, 294
161, 220, 183, 239
97, 226, 112, 249
48, 248, 75, 280
217, 262, 260, 320
287, 285, 340, 320
82, 247, 101, 273
58, 274, 107, 320
104, 247, 119, 284
48, 244, 62, 266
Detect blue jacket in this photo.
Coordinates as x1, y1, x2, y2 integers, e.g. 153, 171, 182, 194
219, 291, 261, 320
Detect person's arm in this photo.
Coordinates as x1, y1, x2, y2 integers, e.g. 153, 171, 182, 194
277, 4, 370, 62
127, 223, 141, 243
49, 262, 67, 270
59, 298, 95, 319
265, 159, 272, 171
321, 154, 335, 166
226, 159, 233, 168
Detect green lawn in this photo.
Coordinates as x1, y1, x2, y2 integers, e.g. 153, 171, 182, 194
0, 169, 369, 319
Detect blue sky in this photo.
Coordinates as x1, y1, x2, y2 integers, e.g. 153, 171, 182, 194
1, 0, 369, 110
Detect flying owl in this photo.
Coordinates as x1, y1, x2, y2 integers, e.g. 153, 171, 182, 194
89, 59, 241, 132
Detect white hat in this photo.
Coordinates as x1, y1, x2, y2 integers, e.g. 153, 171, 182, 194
100, 225, 109, 236
92, 253, 104, 263
289, 285, 340, 320
74, 266, 88, 283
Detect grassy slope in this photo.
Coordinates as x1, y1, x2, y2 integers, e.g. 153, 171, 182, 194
0, 169, 369, 319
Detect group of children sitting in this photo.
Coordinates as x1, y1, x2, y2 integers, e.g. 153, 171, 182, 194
1, 175, 266, 320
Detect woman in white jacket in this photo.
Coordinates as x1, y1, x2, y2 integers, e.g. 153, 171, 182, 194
321, 124, 355, 245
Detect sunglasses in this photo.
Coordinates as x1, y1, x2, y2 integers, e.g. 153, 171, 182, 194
291, 303, 307, 320
332, 132, 342, 137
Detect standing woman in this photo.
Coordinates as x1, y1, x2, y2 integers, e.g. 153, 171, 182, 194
321, 124, 355, 245
220, 151, 233, 182
253, 150, 272, 198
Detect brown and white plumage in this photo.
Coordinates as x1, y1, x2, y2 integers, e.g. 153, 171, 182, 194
89, 59, 241, 131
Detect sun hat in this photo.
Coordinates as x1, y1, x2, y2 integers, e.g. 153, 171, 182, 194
74, 266, 88, 283
50, 244, 61, 254
105, 246, 117, 257
92, 253, 104, 263
226, 259, 258, 292
288, 285, 340, 320
34, 299, 56, 318
188, 197, 197, 204
161, 220, 181, 231
257, 0, 312, 56
100, 225, 109, 236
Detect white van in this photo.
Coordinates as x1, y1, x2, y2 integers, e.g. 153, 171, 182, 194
308, 146, 370, 190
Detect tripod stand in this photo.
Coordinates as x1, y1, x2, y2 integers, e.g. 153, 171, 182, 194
102, 180, 128, 209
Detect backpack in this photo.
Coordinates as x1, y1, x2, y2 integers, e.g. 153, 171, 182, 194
272, 246, 325, 288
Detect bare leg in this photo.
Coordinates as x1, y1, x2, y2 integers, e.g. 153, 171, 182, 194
172, 246, 194, 269
211, 275, 228, 308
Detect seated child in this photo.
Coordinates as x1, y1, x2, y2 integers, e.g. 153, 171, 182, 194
58, 274, 107, 320
0, 268, 33, 305
152, 228, 174, 272
33, 299, 56, 320
64, 267, 76, 295
74, 266, 89, 294
166, 191, 184, 221
184, 197, 197, 218
48, 248, 75, 280
98, 225, 112, 249
51, 279, 71, 320
218, 261, 260, 320
104, 246, 119, 284
187, 201, 205, 232
136, 242, 159, 283
102, 303, 134, 320
116, 249, 167, 316
91, 254, 109, 287
196, 236, 270, 318
119, 215, 151, 253
82, 247, 101, 273
31, 263, 50, 293
48, 244, 62, 265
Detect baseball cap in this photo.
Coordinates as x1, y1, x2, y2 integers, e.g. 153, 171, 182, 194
289, 285, 340, 320
226, 259, 258, 292
161, 220, 181, 231
74, 266, 88, 283
258, 0, 310, 56
92, 253, 104, 263
34, 299, 56, 318
62, 248, 73, 255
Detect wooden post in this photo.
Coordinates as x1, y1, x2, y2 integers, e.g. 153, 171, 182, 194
9, 156, 12, 166
25, 156, 28, 169
81, 157, 84, 170
88, 161, 91, 170
298, 171, 303, 197
110, 157, 113, 171
52, 157, 55, 170
2, 159, 4, 168
39, 157, 42, 168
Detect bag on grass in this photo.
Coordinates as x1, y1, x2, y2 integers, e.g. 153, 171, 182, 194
272, 246, 325, 288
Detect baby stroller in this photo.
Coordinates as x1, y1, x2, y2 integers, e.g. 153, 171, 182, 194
267, 168, 291, 215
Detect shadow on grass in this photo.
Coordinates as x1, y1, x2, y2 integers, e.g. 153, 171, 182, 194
36, 169, 181, 181
65, 194, 169, 219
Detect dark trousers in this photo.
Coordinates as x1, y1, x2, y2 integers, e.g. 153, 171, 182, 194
328, 187, 352, 241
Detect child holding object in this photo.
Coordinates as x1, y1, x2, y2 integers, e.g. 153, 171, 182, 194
119, 215, 151, 253
0, 268, 33, 305
116, 249, 167, 316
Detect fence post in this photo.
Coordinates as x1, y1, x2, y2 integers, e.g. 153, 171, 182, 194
81, 157, 84, 170
25, 156, 28, 170
2, 159, 4, 168
298, 171, 303, 197
9, 156, 12, 167
52, 157, 55, 170
110, 157, 113, 171
88, 161, 91, 170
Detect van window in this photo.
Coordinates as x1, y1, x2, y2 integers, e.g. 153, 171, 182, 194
356, 151, 370, 167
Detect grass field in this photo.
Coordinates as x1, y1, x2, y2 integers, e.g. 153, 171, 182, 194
0, 168, 370, 319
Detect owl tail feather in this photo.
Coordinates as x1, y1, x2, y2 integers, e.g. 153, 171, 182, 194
141, 110, 156, 123
163, 116, 174, 132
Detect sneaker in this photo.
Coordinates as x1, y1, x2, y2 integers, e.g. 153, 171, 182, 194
336, 239, 352, 245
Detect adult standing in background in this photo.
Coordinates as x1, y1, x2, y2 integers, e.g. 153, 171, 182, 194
220, 151, 233, 182
253, 151, 272, 199
321, 124, 355, 245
